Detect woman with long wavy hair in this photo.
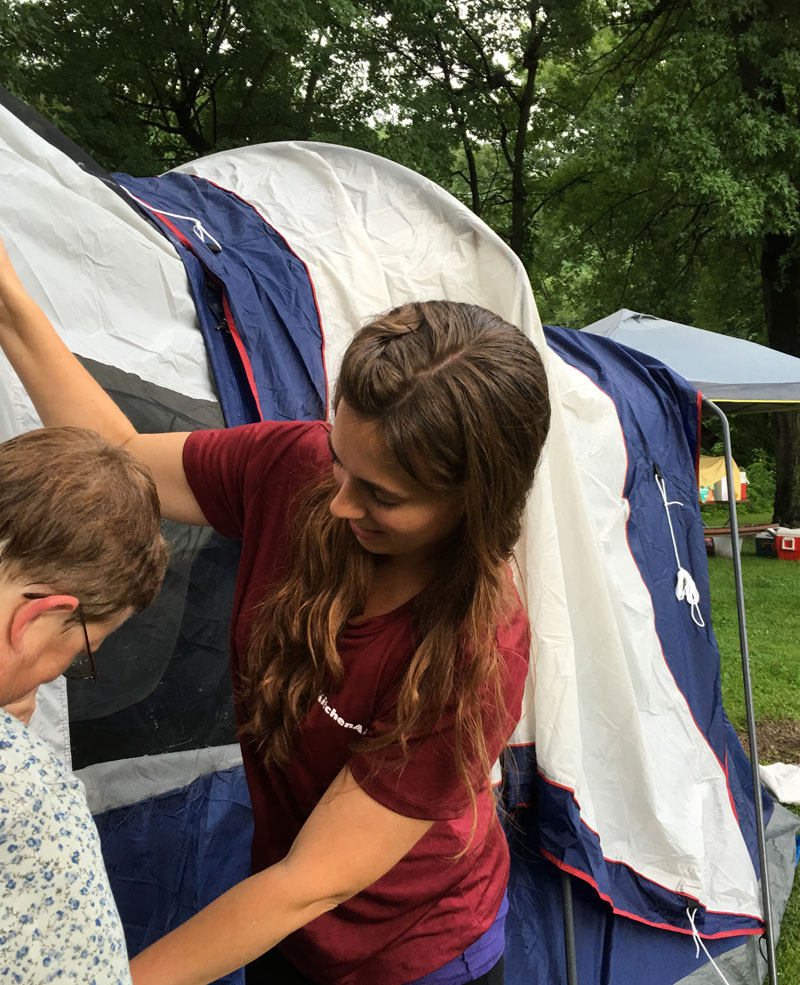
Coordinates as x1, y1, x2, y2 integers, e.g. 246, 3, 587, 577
0, 237, 550, 985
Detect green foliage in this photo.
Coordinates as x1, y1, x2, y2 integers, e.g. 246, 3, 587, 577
1, 0, 367, 171
739, 452, 776, 514
354, 0, 611, 256
534, 0, 800, 337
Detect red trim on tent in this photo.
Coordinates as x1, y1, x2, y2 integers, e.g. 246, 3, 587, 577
125, 193, 264, 422
540, 849, 762, 939
604, 379, 743, 833
222, 291, 263, 420
584, 365, 741, 816
148, 210, 193, 251
535, 768, 600, 839
196, 175, 330, 419
526, 766, 762, 930
532, 365, 757, 932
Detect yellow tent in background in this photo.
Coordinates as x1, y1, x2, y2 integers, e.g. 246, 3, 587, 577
699, 455, 742, 502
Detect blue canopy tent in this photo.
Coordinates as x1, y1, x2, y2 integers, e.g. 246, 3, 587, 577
582, 309, 800, 414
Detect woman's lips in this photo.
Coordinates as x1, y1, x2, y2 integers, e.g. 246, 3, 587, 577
350, 520, 381, 540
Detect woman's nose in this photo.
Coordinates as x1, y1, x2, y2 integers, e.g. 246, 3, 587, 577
329, 476, 368, 520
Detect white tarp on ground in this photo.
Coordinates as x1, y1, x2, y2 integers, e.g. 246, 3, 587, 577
760, 763, 800, 806
0, 113, 764, 925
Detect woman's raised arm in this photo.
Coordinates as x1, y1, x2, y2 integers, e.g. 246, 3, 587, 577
0, 236, 209, 526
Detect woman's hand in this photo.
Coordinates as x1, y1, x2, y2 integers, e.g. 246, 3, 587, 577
128, 767, 434, 985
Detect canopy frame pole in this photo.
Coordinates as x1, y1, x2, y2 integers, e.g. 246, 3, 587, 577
560, 868, 579, 985
702, 397, 777, 985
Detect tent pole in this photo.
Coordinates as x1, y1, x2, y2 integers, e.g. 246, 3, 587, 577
560, 869, 578, 985
702, 397, 778, 985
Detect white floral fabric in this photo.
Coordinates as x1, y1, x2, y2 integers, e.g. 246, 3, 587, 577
0, 712, 131, 984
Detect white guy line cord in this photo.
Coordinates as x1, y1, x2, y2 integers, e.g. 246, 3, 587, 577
654, 464, 705, 628
686, 907, 733, 985
119, 185, 222, 253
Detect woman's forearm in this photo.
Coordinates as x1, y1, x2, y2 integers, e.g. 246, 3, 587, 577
128, 860, 337, 985
0, 281, 138, 444
128, 768, 432, 985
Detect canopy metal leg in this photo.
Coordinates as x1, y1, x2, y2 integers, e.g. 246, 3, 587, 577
560, 868, 578, 985
702, 397, 778, 985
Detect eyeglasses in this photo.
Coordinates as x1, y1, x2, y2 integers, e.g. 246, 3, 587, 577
22, 593, 98, 682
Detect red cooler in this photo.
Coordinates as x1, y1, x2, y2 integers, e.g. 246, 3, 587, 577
776, 528, 800, 561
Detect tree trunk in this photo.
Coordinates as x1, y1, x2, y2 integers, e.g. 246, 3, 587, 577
462, 137, 481, 215
509, 14, 542, 258
761, 230, 800, 525
731, 9, 800, 524
772, 411, 800, 526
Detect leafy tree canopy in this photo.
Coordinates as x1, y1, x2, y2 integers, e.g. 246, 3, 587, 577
4, 0, 800, 518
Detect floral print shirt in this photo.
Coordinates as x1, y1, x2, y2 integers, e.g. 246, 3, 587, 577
0, 712, 131, 984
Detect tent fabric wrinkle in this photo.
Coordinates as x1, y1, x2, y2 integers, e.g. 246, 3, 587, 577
505, 803, 797, 985
94, 765, 253, 985
0, 103, 213, 406
77, 745, 244, 816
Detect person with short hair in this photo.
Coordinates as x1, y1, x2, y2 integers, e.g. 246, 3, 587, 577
0, 425, 169, 984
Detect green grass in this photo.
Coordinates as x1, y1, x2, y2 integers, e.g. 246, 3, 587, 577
706, 541, 800, 981
708, 544, 800, 730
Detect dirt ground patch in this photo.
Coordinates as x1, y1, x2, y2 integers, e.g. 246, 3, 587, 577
736, 718, 800, 764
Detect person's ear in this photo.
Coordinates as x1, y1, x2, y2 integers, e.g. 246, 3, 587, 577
10, 595, 79, 651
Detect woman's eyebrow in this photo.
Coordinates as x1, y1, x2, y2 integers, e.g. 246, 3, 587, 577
327, 432, 405, 500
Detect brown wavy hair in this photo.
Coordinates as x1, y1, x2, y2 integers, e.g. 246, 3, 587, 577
240, 301, 550, 826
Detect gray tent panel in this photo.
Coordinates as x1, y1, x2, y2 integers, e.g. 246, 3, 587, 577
582, 309, 800, 412
676, 803, 799, 984
67, 357, 238, 769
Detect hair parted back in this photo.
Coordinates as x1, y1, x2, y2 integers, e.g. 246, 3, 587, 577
0, 427, 168, 621
242, 301, 550, 833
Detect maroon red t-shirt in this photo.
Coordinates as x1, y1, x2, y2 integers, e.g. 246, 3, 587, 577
183, 421, 530, 985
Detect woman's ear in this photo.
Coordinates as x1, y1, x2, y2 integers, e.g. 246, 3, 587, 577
10, 595, 79, 652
